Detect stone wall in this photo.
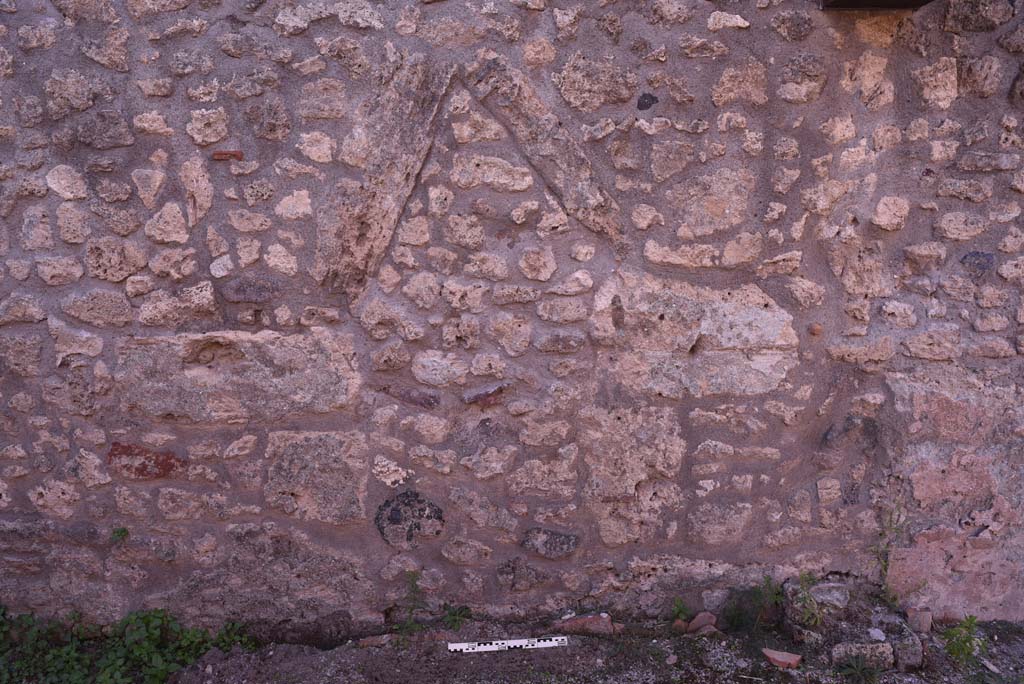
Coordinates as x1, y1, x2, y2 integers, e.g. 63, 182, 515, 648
1, 0, 1023, 639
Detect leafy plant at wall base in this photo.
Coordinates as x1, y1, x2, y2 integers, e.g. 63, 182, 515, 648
759, 576, 785, 609
944, 615, 986, 667
0, 605, 257, 684
393, 572, 427, 641
111, 527, 129, 544
871, 506, 908, 606
836, 655, 880, 684
213, 621, 257, 652
879, 584, 900, 610
670, 597, 693, 622
722, 575, 785, 633
795, 572, 824, 628
442, 604, 472, 632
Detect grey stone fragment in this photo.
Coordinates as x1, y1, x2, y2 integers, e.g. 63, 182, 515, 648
894, 632, 924, 671
831, 642, 895, 670
76, 111, 135, 149
521, 527, 580, 559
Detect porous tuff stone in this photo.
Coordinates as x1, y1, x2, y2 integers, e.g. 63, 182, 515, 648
114, 329, 360, 423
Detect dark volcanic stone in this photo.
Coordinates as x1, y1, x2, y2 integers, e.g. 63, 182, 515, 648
1012, 68, 1024, 109
374, 491, 445, 550
497, 557, 548, 592
533, 331, 586, 353
461, 381, 511, 405
378, 384, 440, 409
961, 251, 994, 279
771, 10, 813, 42
944, 0, 1013, 33
999, 24, 1024, 53
637, 93, 658, 111
245, 95, 292, 141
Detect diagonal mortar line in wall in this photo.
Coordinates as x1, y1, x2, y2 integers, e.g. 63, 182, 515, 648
386, 64, 457, 258
460, 55, 626, 254
310, 56, 456, 300
456, 73, 574, 233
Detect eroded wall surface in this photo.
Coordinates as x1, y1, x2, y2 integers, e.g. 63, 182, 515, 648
1, 0, 1023, 637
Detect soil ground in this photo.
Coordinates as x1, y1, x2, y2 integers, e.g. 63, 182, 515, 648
173, 618, 1024, 684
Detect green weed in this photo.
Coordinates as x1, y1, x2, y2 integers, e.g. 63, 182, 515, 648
836, 655, 880, 684
795, 572, 823, 628
0, 606, 257, 684
722, 575, 784, 634
441, 604, 471, 632
944, 615, 986, 668
669, 597, 693, 622
393, 571, 426, 640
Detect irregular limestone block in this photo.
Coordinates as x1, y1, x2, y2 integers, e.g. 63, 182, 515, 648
590, 269, 799, 399
114, 328, 359, 423
264, 431, 368, 525
153, 523, 374, 637
578, 406, 687, 546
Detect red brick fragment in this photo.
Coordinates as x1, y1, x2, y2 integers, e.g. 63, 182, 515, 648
686, 611, 716, 633
763, 647, 802, 669
212, 150, 244, 161
107, 442, 185, 479
552, 613, 622, 636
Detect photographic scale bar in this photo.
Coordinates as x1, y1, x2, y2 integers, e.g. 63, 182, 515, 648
447, 636, 569, 653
